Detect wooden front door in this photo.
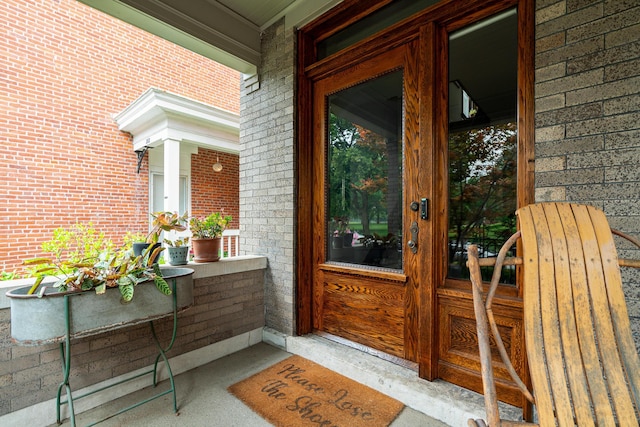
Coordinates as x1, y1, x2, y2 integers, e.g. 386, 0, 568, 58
310, 42, 429, 369
299, 0, 534, 409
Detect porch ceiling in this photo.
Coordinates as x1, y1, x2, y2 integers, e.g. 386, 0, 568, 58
77, 0, 342, 75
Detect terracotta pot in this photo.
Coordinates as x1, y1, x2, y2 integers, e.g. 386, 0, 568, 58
191, 237, 221, 262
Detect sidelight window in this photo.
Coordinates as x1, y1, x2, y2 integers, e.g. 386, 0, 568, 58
446, 9, 518, 285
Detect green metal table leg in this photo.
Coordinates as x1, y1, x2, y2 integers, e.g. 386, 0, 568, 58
53, 277, 180, 426
149, 277, 179, 412
57, 294, 76, 426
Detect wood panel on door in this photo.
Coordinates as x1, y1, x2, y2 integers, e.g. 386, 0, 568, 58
437, 292, 525, 406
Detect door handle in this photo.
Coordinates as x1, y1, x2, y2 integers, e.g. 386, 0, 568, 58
411, 199, 429, 220
420, 198, 428, 220
408, 221, 418, 254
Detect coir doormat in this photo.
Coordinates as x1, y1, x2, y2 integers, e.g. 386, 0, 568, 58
228, 355, 404, 427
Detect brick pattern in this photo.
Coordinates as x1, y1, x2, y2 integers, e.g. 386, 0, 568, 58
0, 270, 264, 416
534, 1, 640, 348
239, 18, 296, 335
191, 149, 240, 230
0, 0, 240, 274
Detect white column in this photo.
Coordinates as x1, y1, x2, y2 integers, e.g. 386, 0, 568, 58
163, 138, 181, 214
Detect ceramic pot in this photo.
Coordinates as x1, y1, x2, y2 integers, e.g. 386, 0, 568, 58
191, 237, 221, 262
167, 246, 189, 265
132, 242, 162, 264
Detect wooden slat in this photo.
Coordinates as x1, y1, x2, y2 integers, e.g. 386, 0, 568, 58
544, 203, 594, 426
517, 205, 555, 425
572, 205, 635, 423
528, 204, 574, 426
597, 238, 640, 415
579, 205, 639, 424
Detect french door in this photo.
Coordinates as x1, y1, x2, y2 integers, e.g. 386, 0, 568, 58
299, 0, 534, 409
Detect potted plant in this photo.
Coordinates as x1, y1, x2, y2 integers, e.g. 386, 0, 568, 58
163, 236, 190, 266
189, 212, 232, 262
23, 224, 173, 302
330, 216, 353, 248
133, 211, 188, 264
10, 222, 195, 344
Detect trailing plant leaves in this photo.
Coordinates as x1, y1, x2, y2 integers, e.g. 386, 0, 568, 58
154, 276, 171, 295
27, 276, 44, 295
153, 264, 172, 295
120, 283, 134, 302
22, 257, 53, 266
95, 283, 106, 295
80, 279, 94, 291
147, 246, 164, 267
55, 278, 69, 292
24, 221, 180, 303
126, 273, 142, 285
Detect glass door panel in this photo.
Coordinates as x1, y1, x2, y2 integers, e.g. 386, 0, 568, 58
326, 70, 404, 270
447, 9, 518, 284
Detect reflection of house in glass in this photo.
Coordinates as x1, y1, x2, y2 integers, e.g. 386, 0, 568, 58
447, 9, 518, 284
449, 80, 479, 122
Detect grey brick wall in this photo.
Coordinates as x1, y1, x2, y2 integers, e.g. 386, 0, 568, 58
242, 2, 640, 343
0, 270, 264, 416
239, 18, 296, 335
534, 1, 640, 348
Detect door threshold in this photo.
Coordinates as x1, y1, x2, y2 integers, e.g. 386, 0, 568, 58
314, 331, 418, 371
285, 333, 523, 426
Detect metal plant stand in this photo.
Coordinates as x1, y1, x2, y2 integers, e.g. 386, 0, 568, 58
7, 268, 194, 427
55, 278, 180, 427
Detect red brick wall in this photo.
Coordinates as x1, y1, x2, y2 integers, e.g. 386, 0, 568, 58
191, 149, 240, 229
0, 0, 240, 273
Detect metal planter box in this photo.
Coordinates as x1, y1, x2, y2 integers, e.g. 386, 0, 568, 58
6, 267, 194, 345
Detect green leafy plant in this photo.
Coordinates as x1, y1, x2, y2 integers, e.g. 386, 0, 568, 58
23, 223, 172, 302
189, 212, 232, 239
163, 236, 189, 247
1, 271, 19, 281
131, 212, 189, 264
36, 222, 115, 275
123, 231, 146, 250
146, 211, 189, 244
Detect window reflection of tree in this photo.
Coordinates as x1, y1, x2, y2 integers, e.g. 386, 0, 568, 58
448, 123, 517, 283
328, 114, 401, 238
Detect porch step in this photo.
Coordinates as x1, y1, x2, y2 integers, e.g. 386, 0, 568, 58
276, 332, 523, 426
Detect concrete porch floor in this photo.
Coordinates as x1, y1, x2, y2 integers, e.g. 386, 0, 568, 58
48, 333, 522, 426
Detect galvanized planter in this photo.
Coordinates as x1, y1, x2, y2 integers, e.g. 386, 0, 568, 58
6, 267, 194, 345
